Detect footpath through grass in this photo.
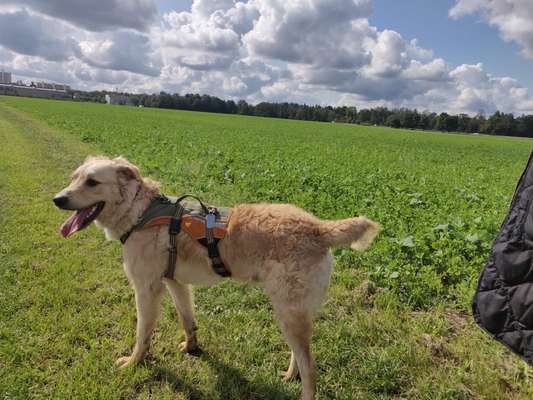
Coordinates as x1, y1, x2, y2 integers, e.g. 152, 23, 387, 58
0, 99, 532, 399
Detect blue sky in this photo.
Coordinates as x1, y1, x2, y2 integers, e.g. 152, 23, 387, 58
1, 0, 533, 114
370, 0, 533, 92
155, 0, 192, 14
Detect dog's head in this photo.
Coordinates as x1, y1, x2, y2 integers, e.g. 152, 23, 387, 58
53, 155, 142, 237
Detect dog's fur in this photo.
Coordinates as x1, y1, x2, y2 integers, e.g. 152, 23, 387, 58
54, 155, 380, 400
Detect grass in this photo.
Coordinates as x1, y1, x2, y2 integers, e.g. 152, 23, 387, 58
2, 96, 532, 309
0, 96, 533, 399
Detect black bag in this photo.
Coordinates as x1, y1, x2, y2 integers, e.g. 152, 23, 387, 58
473, 151, 533, 364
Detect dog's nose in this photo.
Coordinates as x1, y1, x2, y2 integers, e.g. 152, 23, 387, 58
53, 196, 69, 208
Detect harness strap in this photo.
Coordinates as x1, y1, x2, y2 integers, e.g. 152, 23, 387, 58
205, 207, 231, 277
120, 223, 136, 244
166, 202, 185, 279
120, 194, 170, 244
173, 194, 209, 214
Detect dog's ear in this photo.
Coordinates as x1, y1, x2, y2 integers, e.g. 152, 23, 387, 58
117, 165, 140, 181
114, 156, 141, 181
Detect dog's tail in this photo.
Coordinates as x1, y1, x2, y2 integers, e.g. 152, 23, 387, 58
319, 216, 380, 251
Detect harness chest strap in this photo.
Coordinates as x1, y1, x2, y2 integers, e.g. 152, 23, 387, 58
204, 207, 231, 277
120, 194, 232, 279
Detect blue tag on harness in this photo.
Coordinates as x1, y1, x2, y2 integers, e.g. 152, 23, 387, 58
206, 213, 216, 229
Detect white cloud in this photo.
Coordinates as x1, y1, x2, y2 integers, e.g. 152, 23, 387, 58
363, 30, 409, 78
9, 54, 78, 85
403, 59, 450, 81
0, 0, 532, 115
159, 1, 259, 72
0, 0, 157, 32
407, 39, 434, 60
0, 6, 161, 77
449, 63, 533, 114
0, 9, 80, 62
79, 30, 161, 77
162, 11, 240, 54
450, 0, 533, 59
244, 0, 372, 69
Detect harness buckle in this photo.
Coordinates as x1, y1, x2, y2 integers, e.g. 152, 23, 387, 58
206, 212, 216, 229
169, 217, 181, 235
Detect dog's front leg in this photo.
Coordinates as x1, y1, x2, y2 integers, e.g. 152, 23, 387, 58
164, 279, 200, 354
116, 281, 164, 368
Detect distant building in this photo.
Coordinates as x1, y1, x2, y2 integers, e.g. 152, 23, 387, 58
33, 81, 70, 91
53, 83, 70, 91
0, 72, 71, 100
0, 84, 72, 100
105, 93, 133, 106
0, 71, 11, 84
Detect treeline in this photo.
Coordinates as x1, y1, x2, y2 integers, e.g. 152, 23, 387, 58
71, 90, 533, 137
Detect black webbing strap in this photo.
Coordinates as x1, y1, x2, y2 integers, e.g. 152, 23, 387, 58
174, 194, 209, 214
165, 194, 205, 279
165, 201, 185, 279
205, 207, 231, 277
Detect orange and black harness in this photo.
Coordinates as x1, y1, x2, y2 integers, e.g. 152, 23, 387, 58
120, 194, 232, 279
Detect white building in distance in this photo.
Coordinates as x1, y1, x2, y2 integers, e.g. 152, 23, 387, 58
105, 93, 133, 106
0, 71, 12, 84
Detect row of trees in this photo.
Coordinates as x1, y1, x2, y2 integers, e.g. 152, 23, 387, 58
71, 89, 533, 138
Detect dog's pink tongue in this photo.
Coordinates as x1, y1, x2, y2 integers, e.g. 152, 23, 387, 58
60, 208, 91, 238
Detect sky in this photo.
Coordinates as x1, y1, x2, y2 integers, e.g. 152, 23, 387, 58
0, 0, 533, 115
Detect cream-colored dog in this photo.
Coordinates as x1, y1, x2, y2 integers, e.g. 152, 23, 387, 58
53, 155, 379, 400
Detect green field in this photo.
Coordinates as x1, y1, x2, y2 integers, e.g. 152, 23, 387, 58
1, 95, 533, 399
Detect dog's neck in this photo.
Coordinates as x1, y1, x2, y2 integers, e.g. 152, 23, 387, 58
96, 177, 160, 241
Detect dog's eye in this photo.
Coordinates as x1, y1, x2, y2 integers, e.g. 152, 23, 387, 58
86, 178, 100, 187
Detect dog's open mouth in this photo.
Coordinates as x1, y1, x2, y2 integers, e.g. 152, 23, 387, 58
60, 202, 105, 238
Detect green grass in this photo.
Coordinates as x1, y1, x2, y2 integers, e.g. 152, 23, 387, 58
1, 96, 533, 399
2, 96, 531, 309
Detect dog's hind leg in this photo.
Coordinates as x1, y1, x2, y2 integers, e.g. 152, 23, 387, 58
116, 281, 164, 368
266, 253, 333, 400
164, 279, 200, 354
274, 306, 316, 400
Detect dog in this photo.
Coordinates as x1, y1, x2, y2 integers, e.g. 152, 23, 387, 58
53, 155, 379, 400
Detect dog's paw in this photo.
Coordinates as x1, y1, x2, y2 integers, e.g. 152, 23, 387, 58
179, 341, 202, 357
115, 355, 134, 368
281, 369, 300, 381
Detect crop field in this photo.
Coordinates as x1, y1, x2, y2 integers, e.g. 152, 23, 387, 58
1, 95, 533, 399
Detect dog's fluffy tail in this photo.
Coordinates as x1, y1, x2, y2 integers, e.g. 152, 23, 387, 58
319, 216, 380, 251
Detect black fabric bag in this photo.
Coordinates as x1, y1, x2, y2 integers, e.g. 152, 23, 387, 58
473, 152, 533, 364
